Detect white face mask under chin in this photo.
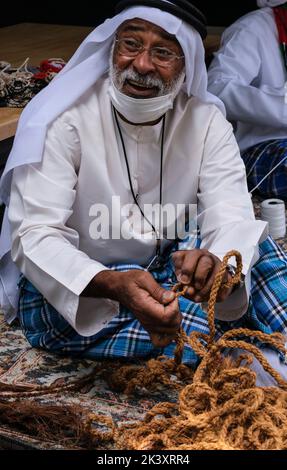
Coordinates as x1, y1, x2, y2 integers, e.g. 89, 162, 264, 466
108, 75, 184, 124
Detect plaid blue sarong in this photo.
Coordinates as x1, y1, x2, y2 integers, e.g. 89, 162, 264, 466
242, 139, 287, 200
17, 236, 287, 368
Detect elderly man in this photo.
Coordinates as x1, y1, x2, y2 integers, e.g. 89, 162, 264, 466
0, 0, 286, 382
208, 0, 287, 200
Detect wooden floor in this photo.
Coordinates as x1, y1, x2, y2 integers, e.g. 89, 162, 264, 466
0, 23, 93, 67
0, 108, 21, 141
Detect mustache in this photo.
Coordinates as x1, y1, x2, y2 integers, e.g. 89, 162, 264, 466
113, 67, 166, 93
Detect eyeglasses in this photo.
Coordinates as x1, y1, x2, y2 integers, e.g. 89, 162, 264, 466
115, 38, 184, 68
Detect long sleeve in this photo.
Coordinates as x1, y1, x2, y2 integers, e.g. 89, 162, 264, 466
8, 115, 118, 335
198, 109, 268, 321
208, 26, 287, 128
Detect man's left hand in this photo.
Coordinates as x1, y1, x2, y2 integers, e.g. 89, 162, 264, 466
172, 249, 234, 303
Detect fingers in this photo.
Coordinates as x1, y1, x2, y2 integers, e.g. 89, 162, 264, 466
174, 250, 203, 284
149, 299, 181, 347
141, 273, 176, 305
173, 249, 215, 299
132, 272, 182, 334
172, 250, 234, 304
161, 298, 182, 329
114, 270, 182, 349
191, 258, 221, 302
193, 255, 214, 290
140, 298, 182, 333
138, 273, 181, 326
172, 251, 185, 279
216, 272, 234, 302
192, 268, 232, 303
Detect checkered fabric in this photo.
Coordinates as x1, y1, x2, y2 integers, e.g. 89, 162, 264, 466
242, 139, 287, 200
17, 236, 287, 368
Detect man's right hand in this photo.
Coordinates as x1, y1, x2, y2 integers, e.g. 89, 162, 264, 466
82, 270, 182, 348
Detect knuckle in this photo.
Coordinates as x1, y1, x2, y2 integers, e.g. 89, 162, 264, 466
181, 264, 191, 274
135, 270, 150, 285
191, 248, 206, 257
181, 264, 194, 277
172, 252, 183, 267
172, 251, 180, 260
151, 285, 163, 300
199, 285, 211, 297
200, 248, 211, 256
203, 255, 214, 266
131, 269, 142, 280
199, 255, 214, 269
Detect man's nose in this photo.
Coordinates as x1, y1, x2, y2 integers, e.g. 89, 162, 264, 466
132, 49, 157, 75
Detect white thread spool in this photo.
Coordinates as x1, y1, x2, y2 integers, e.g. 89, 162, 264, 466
260, 199, 286, 239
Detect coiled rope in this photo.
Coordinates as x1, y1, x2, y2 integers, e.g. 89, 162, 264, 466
0, 250, 287, 450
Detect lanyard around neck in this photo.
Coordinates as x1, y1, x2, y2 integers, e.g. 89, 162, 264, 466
113, 106, 165, 258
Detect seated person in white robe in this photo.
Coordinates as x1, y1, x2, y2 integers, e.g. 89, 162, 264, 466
208, 0, 287, 200
0, 0, 286, 386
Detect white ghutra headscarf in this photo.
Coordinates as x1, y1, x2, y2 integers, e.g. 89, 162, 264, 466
0, 5, 225, 320
257, 1, 286, 7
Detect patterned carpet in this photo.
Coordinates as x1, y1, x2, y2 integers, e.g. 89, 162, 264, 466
0, 196, 286, 449
0, 314, 180, 449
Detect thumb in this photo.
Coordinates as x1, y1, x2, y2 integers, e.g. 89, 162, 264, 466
143, 275, 176, 305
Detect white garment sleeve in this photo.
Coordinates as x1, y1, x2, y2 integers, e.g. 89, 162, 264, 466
198, 109, 268, 321
208, 27, 287, 128
8, 115, 118, 335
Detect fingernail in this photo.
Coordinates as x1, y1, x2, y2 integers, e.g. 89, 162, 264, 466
178, 274, 189, 284
162, 291, 175, 302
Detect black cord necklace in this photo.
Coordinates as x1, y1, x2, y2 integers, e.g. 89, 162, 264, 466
113, 106, 165, 270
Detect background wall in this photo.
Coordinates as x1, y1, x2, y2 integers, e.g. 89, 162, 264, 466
0, 1, 259, 28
